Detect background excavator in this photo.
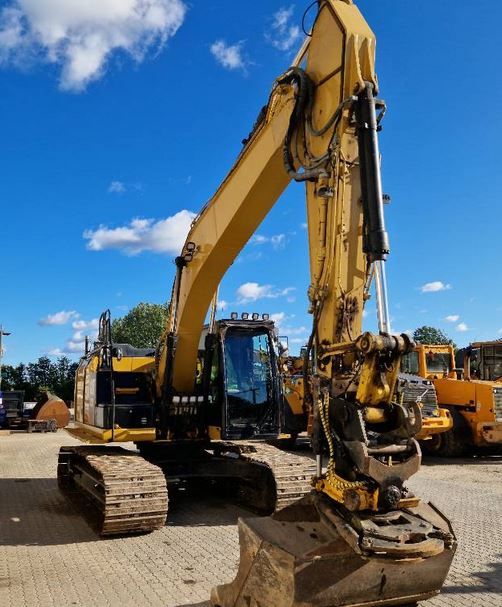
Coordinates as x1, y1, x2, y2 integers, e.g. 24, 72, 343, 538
59, 1, 455, 605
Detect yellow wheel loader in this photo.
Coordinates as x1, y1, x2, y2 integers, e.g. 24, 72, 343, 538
461, 340, 502, 382
281, 350, 453, 448
60, 1, 455, 605
400, 343, 502, 455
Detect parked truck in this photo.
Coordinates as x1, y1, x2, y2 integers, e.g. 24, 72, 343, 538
0, 390, 69, 432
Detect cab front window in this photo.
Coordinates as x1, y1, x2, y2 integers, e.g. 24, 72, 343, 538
400, 351, 419, 375
426, 351, 452, 374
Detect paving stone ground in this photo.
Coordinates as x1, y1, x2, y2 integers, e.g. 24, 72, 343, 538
0, 432, 501, 607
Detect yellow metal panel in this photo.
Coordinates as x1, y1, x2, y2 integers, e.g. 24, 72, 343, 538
416, 409, 452, 440
166, 93, 295, 393
208, 426, 222, 440
113, 356, 154, 373
434, 377, 476, 406
65, 422, 156, 444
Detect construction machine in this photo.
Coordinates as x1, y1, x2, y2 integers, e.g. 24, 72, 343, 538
400, 343, 502, 455
0, 390, 69, 432
61, 309, 316, 534
60, 0, 455, 604
281, 349, 452, 447
459, 339, 502, 382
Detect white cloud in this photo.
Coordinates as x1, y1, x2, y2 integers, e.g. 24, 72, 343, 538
217, 300, 228, 311
286, 325, 308, 336
251, 233, 286, 249
290, 337, 307, 344
266, 313, 308, 340
236, 282, 294, 303
65, 339, 87, 353
445, 314, 460, 322
0, 8, 24, 51
108, 180, 125, 193
420, 281, 452, 293
72, 318, 99, 331
498, 328, 502, 335
210, 39, 246, 71
38, 310, 79, 326
270, 312, 286, 326
83, 209, 195, 255
456, 322, 469, 332
47, 348, 64, 356
266, 6, 301, 52
0, 0, 187, 91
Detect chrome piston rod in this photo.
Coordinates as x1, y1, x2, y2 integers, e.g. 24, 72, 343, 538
374, 259, 391, 334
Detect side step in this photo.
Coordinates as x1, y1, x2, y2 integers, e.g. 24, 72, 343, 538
58, 446, 168, 536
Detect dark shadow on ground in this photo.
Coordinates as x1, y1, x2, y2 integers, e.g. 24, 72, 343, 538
0, 478, 99, 546
0, 477, 248, 547
165, 483, 251, 528
441, 556, 502, 595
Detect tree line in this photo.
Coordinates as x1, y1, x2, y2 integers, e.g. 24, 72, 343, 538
1, 356, 78, 403
0, 295, 456, 405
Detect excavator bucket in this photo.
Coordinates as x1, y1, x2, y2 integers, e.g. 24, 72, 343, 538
211, 494, 455, 607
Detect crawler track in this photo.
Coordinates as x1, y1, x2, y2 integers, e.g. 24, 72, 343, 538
219, 441, 316, 511
58, 446, 168, 536
57, 441, 314, 536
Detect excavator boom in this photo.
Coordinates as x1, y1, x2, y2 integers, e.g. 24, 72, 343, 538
157, 0, 380, 396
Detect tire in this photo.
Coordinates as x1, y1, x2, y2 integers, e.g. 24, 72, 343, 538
434, 407, 471, 457
435, 428, 465, 457
420, 433, 442, 455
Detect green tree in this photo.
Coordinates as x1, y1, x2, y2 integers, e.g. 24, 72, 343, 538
413, 326, 456, 350
1, 356, 78, 403
1, 364, 25, 391
111, 302, 169, 348
27, 356, 57, 394
53, 356, 79, 402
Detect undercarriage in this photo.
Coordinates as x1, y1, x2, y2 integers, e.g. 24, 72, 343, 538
57, 441, 316, 535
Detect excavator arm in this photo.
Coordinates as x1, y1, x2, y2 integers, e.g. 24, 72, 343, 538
153, 2, 456, 604
157, 0, 379, 395
158, 0, 416, 508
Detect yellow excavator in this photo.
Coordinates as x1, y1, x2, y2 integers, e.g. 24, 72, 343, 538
59, 1, 455, 605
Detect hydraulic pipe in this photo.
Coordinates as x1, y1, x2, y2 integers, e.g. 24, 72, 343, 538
355, 83, 390, 262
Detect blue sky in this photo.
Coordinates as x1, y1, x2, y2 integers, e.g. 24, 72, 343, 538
0, 0, 500, 364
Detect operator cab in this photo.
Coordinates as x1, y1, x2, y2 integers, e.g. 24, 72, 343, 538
198, 319, 281, 440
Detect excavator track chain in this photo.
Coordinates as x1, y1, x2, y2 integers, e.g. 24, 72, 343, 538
57, 445, 168, 536
221, 441, 317, 512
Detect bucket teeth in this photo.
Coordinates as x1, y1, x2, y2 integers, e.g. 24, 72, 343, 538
211, 494, 456, 607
